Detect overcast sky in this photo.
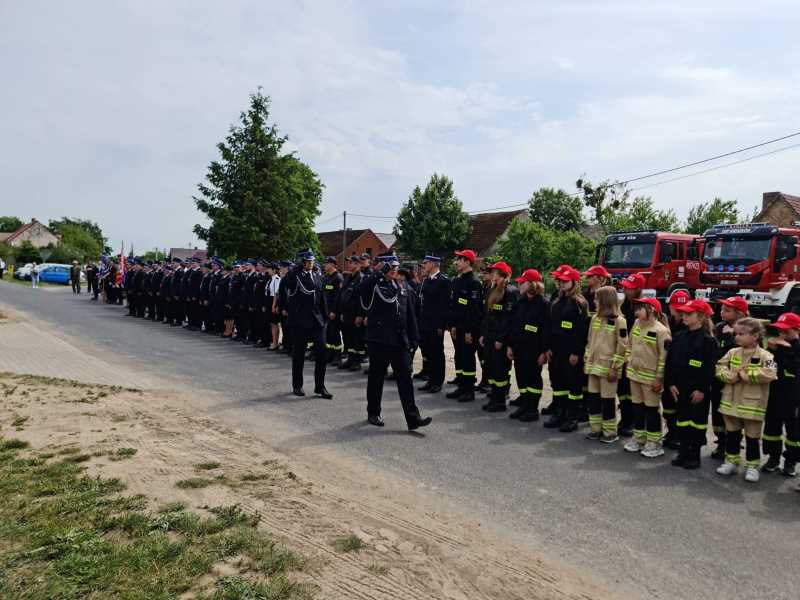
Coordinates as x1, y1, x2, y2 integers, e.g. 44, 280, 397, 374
2, 1, 800, 252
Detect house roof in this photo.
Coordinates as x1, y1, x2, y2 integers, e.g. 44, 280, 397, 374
4, 219, 53, 244
317, 229, 367, 257
0, 233, 11, 243
463, 210, 527, 256
759, 191, 800, 221
374, 232, 397, 250
169, 248, 208, 261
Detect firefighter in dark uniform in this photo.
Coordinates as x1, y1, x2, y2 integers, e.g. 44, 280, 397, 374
238, 260, 256, 342
186, 259, 204, 330
323, 257, 344, 364
199, 261, 215, 333
170, 259, 185, 326
339, 255, 364, 370
283, 250, 332, 398
159, 264, 173, 324
417, 254, 450, 394
353, 253, 373, 371
126, 261, 140, 317
249, 261, 267, 345
446, 249, 484, 403
148, 262, 162, 321
618, 273, 646, 436
361, 255, 432, 430
276, 261, 293, 354
229, 262, 245, 337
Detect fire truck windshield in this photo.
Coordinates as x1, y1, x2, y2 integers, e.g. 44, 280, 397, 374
703, 236, 771, 265
603, 242, 655, 268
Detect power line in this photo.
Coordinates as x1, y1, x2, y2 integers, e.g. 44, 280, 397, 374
315, 212, 343, 226
347, 212, 395, 220
629, 142, 800, 192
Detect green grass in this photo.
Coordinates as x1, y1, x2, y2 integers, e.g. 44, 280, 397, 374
333, 534, 364, 553
175, 477, 215, 489
0, 438, 30, 451
109, 447, 137, 461
12, 415, 29, 430
194, 461, 222, 471
0, 441, 313, 599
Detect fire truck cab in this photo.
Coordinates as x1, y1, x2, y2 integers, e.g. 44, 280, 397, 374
598, 230, 702, 301
694, 223, 800, 317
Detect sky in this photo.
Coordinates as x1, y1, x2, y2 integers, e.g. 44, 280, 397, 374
2, 1, 800, 252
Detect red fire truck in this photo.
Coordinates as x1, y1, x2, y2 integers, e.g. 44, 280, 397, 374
694, 223, 800, 317
598, 230, 703, 300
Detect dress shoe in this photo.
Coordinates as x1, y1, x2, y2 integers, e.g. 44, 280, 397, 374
314, 387, 333, 399
292, 388, 305, 397
423, 385, 441, 393
486, 402, 507, 413
457, 391, 475, 403
408, 416, 432, 431
368, 415, 384, 427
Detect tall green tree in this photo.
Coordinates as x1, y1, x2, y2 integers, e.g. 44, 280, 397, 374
193, 91, 322, 259
393, 173, 471, 258
48, 218, 110, 254
576, 178, 677, 234
528, 187, 586, 231
496, 219, 595, 277
684, 198, 740, 234
0, 216, 23, 233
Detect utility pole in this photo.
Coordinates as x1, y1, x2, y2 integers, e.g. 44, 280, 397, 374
342, 211, 347, 264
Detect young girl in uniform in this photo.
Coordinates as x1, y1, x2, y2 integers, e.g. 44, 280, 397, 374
662, 289, 690, 448
583, 265, 612, 317
506, 269, 550, 422
763, 312, 800, 476
544, 265, 589, 433
715, 317, 777, 482
709, 296, 749, 459
583, 286, 627, 443
617, 273, 646, 436
479, 262, 518, 412
624, 297, 671, 457
665, 299, 718, 470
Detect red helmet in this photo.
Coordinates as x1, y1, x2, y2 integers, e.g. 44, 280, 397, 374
583, 265, 612, 279
551, 265, 581, 282
515, 268, 542, 283
633, 297, 663, 315
620, 273, 646, 289
454, 249, 477, 264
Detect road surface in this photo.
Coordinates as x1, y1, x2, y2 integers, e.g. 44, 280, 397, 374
2, 281, 798, 600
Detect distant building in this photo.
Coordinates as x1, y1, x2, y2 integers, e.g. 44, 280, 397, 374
463, 209, 529, 259
0, 218, 60, 248
317, 229, 396, 265
754, 191, 800, 227
169, 247, 208, 262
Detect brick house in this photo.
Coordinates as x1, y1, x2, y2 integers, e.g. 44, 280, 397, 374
317, 229, 396, 265
754, 191, 800, 227
463, 209, 529, 260
0, 218, 60, 248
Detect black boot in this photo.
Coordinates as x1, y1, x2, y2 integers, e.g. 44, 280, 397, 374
509, 394, 528, 419
457, 390, 475, 403
559, 403, 578, 433
509, 396, 523, 407
682, 444, 701, 470
671, 440, 689, 467
517, 395, 541, 422
543, 400, 564, 429
446, 387, 465, 399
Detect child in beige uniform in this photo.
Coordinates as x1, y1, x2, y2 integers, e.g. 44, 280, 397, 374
624, 297, 671, 458
715, 317, 778, 482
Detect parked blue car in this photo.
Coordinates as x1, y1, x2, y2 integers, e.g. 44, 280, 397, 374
38, 265, 71, 285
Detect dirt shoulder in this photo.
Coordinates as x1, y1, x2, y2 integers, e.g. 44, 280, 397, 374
0, 369, 624, 600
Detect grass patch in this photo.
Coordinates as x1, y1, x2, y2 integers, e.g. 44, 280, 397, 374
176, 477, 214, 490
333, 534, 364, 553
240, 472, 271, 482
62, 453, 92, 464
194, 461, 222, 471
0, 443, 312, 599
12, 415, 29, 430
0, 438, 30, 451
367, 563, 388, 575
109, 447, 137, 461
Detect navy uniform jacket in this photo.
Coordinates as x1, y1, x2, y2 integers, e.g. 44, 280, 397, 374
448, 271, 484, 335
419, 271, 451, 333
199, 271, 213, 303
507, 293, 551, 354
229, 272, 244, 307
323, 271, 344, 316
361, 272, 419, 349
170, 268, 184, 299
339, 271, 362, 319
482, 285, 520, 344
283, 267, 327, 329
160, 271, 173, 298
188, 268, 203, 300
251, 272, 266, 311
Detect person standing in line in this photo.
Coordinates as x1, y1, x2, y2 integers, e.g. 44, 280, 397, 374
322, 257, 344, 363
86, 261, 98, 300
506, 269, 550, 422
266, 262, 282, 350
661, 289, 690, 448
417, 254, 450, 394
70, 260, 82, 294
0, 257, 5, 280
617, 273, 646, 437
362, 255, 431, 431
479, 261, 518, 412
715, 317, 777, 482
283, 250, 331, 399
445, 249, 483, 403
31, 262, 40, 288
338, 256, 364, 369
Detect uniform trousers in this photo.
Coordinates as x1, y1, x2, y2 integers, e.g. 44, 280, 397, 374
762, 390, 799, 463
420, 330, 445, 387
513, 348, 543, 410
485, 341, 511, 404
326, 319, 343, 358
452, 330, 478, 390
366, 342, 423, 426
548, 351, 584, 415
292, 326, 327, 390
675, 388, 710, 447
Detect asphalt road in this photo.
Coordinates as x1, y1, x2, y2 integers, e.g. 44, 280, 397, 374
2, 281, 799, 600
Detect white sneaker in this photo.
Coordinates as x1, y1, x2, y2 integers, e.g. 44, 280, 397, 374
641, 442, 665, 458
745, 467, 760, 483
716, 461, 738, 476
624, 440, 643, 453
